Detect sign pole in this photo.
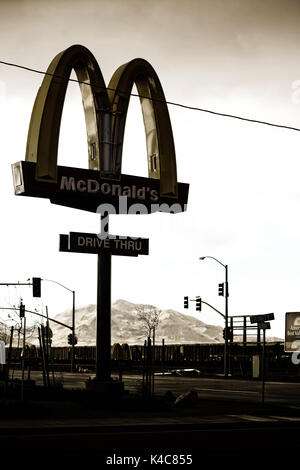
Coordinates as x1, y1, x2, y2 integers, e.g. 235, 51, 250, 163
59, 224, 149, 386
96, 214, 112, 382
250, 314, 274, 406
262, 327, 265, 406
96, 251, 112, 381
71, 290, 75, 373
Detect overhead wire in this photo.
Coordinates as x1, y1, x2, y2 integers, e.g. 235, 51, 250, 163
0, 58, 300, 133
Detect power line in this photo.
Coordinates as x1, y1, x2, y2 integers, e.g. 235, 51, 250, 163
1, 59, 300, 133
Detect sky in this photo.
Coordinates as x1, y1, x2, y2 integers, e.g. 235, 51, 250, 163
1, 0, 300, 340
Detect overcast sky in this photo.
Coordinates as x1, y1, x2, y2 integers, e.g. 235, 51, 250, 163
1, 0, 300, 339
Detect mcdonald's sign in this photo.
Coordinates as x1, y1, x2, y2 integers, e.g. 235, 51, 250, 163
11, 44, 189, 213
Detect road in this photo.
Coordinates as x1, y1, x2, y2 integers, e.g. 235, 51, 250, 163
0, 420, 299, 456
2, 371, 300, 456
10, 370, 300, 406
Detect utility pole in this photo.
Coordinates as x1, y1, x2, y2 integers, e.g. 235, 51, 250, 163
224, 264, 229, 377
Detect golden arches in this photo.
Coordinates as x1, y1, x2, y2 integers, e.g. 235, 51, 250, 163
108, 59, 177, 197
25, 45, 177, 198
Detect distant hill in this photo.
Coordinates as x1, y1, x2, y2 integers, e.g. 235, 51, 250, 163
0, 300, 283, 346
50, 299, 224, 346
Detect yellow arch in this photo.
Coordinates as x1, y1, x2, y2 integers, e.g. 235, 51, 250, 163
26, 44, 109, 181
26, 45, 177, 198
108, 59, 177, 197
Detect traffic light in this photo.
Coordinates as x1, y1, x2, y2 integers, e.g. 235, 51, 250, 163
184, 296, 189, 309
223, 327, 234, 342
196, 297, 202, 311
32, 277, 41, 297
218, 283, 224, 296
68, 333, 78, 345
19, 303, 25, 318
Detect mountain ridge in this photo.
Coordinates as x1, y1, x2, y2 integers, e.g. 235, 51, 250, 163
50, 299, 224, 346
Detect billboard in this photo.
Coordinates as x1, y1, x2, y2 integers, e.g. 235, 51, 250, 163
285, 312, 300, 352
12, 44, 189, 213
12, 161, 189, 214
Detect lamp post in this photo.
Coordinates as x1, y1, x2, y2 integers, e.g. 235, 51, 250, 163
42, 279, 76, 372
199, 256, 229, 377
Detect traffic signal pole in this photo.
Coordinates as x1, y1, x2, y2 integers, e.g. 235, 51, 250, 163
201, 300, 224, 318
0, 277, 76, 372
42, 279, 76, 372
21, 314, 26, 402
199, 256, 230, 378
224, 264, 229, 377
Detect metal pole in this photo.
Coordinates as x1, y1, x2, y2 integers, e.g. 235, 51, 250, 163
243, 316, 247, 377
152, 327, 155, 395
257, 326, 261, 346
96, 213, 111, 381
71, 290, 75, 372
38, 327, 47, 387
41, 279, 76, 368
229, 316, 233, 376
199, 256, 229, 375
147, 336, 152, 397
46, 306, 55, 386
142, 339, 146, 395
224, 264, 229, 377
45, 306, 50, 359
162, 338, 165, 375
41, 325, 50, 387
4, 326, 14, 397
21, 316, 26, 401
243, 316, 247, 346
262, 328, 265, 406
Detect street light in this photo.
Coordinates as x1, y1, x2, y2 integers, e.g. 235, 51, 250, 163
42, 279, 76, 372
199, 256, 229, 377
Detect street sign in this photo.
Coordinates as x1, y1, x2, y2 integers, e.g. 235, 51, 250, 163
12, 161, 189, 214
285, 312, 300, 352
258, 322, 270, 330
59, 232, 149, 257
250, 313, 275, 324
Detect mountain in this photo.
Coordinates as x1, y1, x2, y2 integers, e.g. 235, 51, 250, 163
0, 300, 283, 346
49, 299, 224, 346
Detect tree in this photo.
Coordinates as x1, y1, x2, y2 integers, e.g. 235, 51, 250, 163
0, 325, 9, 345
136, 305, 162, 338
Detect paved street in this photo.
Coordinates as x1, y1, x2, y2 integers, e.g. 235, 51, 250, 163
2, 371, 300, 457
9, 370, 300, 407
